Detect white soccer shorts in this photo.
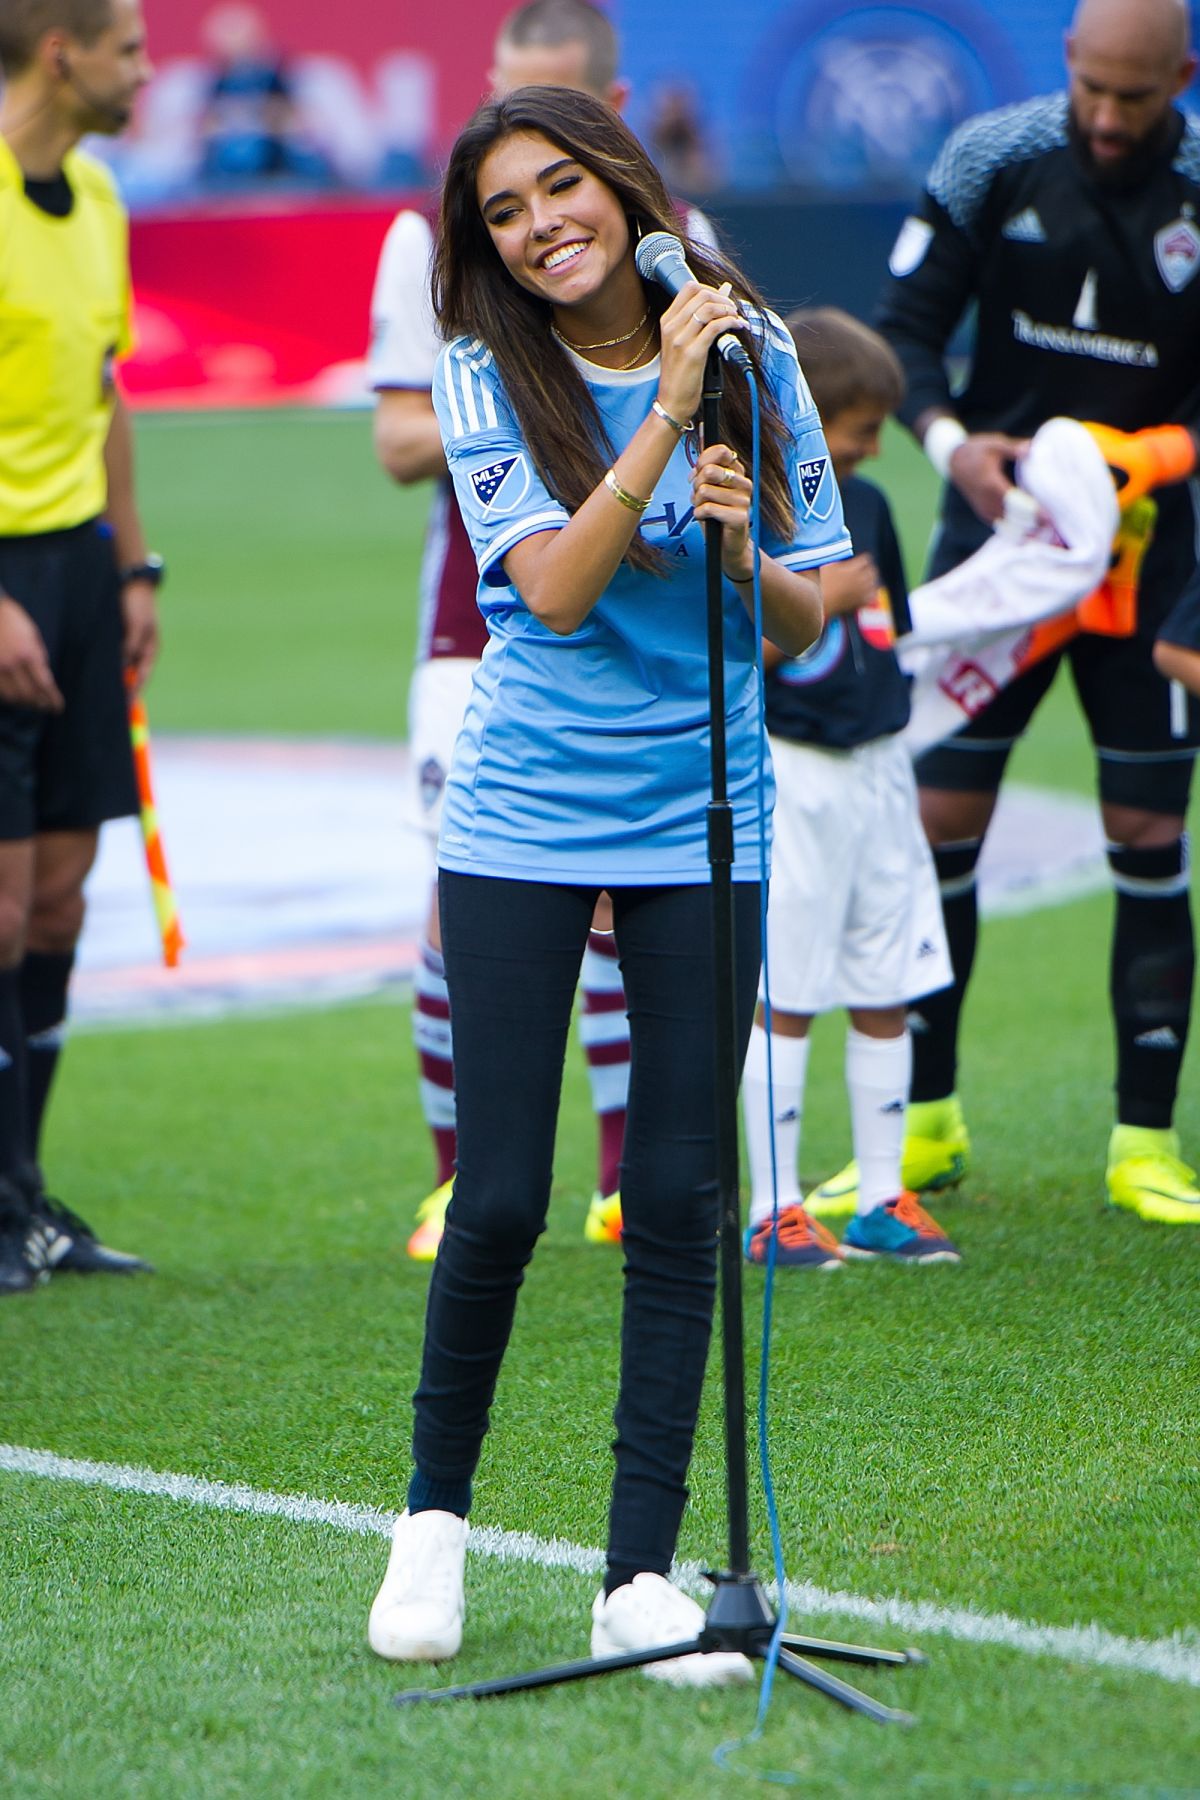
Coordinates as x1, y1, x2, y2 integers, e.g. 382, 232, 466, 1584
405, 656, 478, 842
762, 732, 952, 1014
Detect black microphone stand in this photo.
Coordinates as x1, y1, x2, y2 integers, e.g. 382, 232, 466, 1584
394, 348, 924, 1724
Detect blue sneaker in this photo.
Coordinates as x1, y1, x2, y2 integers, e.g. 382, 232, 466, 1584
842, 1193, 961, 1264
744, 1204, 844, 1270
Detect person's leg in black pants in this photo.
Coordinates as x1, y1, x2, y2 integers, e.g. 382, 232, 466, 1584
409, 871, 598, 1514
603, 881, 762, 1592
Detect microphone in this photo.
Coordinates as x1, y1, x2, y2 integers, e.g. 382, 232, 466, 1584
634, 231, 753, 371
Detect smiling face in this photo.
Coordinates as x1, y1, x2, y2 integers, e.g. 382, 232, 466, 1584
822, 402, 886, 481
476, 128, 641, 326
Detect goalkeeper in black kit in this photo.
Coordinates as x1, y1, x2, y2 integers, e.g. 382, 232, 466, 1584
833, 0, 1200, 1225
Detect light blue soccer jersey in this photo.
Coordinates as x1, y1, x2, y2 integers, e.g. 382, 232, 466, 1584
431, 313, 851, 885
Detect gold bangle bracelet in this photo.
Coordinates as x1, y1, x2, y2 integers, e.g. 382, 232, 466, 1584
651, 399, 692, 436
604, 468, 650, 513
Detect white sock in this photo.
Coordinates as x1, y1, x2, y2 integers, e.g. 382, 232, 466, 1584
414, 935, 456, 1182
742, 1023, 810, 1227
846, 1028, 911, 1215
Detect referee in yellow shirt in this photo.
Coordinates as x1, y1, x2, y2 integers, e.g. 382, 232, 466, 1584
0, 0, 159, 1292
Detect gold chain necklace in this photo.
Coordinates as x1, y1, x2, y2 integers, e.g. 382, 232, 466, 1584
551, 306, 650, 353
610, 317, 658, 369
554, 315, 657, 371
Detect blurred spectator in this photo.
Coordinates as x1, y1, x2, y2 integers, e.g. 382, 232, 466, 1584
646, 80, 718, 194
197, 3, 331, 185
374, 50, 436, 188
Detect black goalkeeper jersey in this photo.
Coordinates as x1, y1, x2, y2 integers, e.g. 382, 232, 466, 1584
764, 475, 910, 751
876, 93, 1200, 612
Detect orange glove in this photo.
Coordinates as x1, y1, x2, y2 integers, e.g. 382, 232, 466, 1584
1019, 606, 1081, 672
1082, 423, 1197, 510
1076, 494, 1157, 636
1020, 493, 1158, 661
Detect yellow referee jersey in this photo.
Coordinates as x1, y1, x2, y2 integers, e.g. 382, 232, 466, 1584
0, 138, 133, 536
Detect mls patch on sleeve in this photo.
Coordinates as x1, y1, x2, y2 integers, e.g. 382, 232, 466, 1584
798, 455, 835, 520
468, 454, 530, 513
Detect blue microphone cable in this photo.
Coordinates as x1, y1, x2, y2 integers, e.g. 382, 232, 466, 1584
712, 367, 806, 1788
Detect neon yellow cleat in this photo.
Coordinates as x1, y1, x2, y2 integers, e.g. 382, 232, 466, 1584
584, 1190, 623, 1244
806, 1096, 971, 1219
900, 1095, 972, 1192
804, 1163, 861, 1220
406, 1178, 454, 1261
1106, 1126, 1200, 1224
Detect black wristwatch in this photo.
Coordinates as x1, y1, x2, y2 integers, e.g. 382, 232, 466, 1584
120, 553, 166, 588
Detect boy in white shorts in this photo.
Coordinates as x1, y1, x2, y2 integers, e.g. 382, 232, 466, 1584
742, 309, 960, 1268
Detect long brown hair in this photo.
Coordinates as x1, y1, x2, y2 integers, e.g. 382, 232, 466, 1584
784, 307, 905, 421
432, 86, 796, 575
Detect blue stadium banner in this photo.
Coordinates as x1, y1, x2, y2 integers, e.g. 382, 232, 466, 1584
616, 0, 1200, 195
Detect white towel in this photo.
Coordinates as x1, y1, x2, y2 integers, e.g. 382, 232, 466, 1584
899, 418, 1119, 755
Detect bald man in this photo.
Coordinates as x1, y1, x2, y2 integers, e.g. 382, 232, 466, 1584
832, 0, 1200, 1226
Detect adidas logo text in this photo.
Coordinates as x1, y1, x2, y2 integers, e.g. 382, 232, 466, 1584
1002, 207, 1046, 243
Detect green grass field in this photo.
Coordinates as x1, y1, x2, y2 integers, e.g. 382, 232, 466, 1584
2, 410, 1197, 1799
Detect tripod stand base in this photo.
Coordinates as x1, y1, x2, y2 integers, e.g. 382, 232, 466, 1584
393, 1570, 922, 1725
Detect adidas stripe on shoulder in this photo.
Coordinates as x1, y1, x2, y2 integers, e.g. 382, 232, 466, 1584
928, 93, 1068, 232
758, 306, 795, 355
755, 308, 817, 414
438, 336, 501, 441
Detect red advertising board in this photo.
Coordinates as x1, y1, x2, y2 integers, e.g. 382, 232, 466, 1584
119, 0, 532, 405
125, 199, 410, 408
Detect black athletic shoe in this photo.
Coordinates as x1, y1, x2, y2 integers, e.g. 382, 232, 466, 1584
0, 1179, 50, 1294
32, 1193, 154, 1275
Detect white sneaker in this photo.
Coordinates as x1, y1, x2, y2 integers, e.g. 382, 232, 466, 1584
590, 1572, 754, 1688
368, 1508, 467, 1662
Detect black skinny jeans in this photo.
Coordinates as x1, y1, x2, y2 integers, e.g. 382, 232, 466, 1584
412, 871, 761, 1583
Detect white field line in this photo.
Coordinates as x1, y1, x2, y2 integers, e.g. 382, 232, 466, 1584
4, 1443, 1199, 1688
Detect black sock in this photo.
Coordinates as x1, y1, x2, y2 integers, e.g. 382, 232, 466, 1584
19, 950, 74, 1163
909, 839, 981, 1104
0, 967, 29, 1182
406, 1469, 472, 1518
1108, 840, 1193, 1129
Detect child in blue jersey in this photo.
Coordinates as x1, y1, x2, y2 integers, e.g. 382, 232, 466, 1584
741, 308, 960, 1270
367, 87, 843, 1684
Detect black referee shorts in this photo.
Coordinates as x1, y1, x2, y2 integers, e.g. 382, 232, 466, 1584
0, 520, 139, 842
915, 508, 1200, 816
